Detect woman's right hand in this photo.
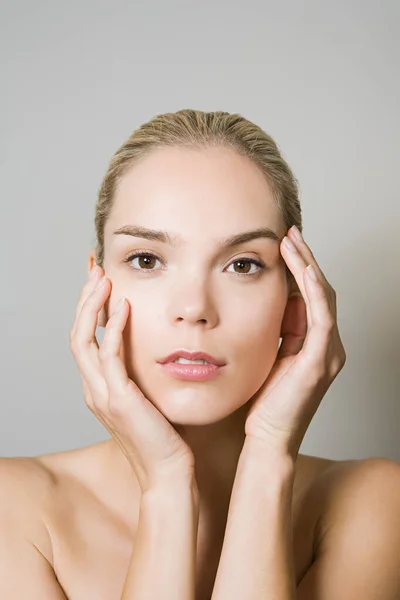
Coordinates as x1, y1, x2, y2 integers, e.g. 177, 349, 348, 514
69, 264, 196, 494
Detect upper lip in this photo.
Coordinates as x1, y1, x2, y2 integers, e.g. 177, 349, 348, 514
158, 350, 226, 366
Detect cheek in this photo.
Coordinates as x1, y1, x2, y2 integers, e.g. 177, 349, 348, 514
227, 283, 287, 351
227, 294, 286, 388
233, 306, 283, 364
121, 298, 157, 334
119, 296, 163, 370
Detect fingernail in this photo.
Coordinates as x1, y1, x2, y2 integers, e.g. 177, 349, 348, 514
291, 226, 303, 242
94, 275, 106, 290
115, 297, 126, 312
283, 236, 297, 252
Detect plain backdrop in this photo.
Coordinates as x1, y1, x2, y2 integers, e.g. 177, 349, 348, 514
1, 0, 399, 461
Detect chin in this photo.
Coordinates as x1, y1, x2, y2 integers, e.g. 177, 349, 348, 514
142, 385, 246, 426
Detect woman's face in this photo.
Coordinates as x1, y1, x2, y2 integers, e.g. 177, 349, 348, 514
97, 145, 291, 425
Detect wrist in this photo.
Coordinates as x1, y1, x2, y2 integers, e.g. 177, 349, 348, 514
141, 474, 199, 507
240, 436, 296, 477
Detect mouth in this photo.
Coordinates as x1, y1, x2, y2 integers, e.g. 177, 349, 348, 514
158, 360, 225, 382
158, 349, 226, 367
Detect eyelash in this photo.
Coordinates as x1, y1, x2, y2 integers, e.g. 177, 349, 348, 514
123, 251, 266, 278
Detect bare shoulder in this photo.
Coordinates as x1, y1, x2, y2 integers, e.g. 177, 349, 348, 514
0, 455, 71, 597
0, 455, 56, 564
311, 455, 400, 534
297, 455, 400, 598
293, 452, 337, 508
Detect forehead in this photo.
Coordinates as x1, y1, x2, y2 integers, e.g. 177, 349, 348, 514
106, 146, 284, 240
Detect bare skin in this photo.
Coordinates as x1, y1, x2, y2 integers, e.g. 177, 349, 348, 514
2, 443, 337, 599
2, 444, 400, 600
2, 145, 399, 598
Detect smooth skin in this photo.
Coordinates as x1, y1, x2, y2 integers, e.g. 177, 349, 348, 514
1, 146, 400, 598
210, 225, 400, 599
70, 265, 197, 492
70, 261, 200, 599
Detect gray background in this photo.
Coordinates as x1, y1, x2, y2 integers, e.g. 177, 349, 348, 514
1, 1, 399, 461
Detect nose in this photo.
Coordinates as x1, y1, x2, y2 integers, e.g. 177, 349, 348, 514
165, 276, 218, 328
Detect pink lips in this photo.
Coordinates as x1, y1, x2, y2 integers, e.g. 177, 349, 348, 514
158, 361, 225, 381
158, 349, 226, 367
157, 349, 226, 381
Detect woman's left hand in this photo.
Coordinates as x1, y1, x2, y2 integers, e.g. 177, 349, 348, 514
245, 225, 347, 459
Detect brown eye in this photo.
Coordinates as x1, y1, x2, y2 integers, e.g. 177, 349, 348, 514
123, 253, 266, 277
124, 252, 162, 272
226, 258, 265, 277
234, 260, 251, 274
137, 255, 156, 269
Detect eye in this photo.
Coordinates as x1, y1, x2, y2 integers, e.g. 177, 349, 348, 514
226, 257, 266, 277
123, 251, 163, 272
123, 252, 266, 277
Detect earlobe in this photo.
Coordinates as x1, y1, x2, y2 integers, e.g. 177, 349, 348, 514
87, 249, 97, 279
87, 250, 106, 326
289, 278, 301, 298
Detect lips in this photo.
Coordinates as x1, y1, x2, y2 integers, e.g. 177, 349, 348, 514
158, 349, 226, 366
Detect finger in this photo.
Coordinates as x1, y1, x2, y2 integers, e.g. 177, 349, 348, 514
71, 275, 110, 401
98, 297, 144, 415
277, 295, 308, 359
80, 373, 96, 412
280, 232, 338, 372
98, 298, 173, 444
298, 264, 336, 371
99, 297, 130, 388
287, 226, 337, 317
280, 235, 312, 327
287, 227, 329, 287
70, 265, 103, 338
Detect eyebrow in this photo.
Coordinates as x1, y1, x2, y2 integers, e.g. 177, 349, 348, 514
112, 224, 281, 249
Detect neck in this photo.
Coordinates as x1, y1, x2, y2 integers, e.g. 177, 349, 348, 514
174, 403, 248, 506
104, 403, 248, 521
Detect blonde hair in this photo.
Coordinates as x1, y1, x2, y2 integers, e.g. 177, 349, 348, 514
94, 109, 302, 286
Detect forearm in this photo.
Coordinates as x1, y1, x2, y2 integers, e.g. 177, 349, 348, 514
120, 477, 200, 600
211, 439, 296, 600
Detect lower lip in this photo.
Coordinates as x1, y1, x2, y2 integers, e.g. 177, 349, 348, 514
158, 361, 225, 381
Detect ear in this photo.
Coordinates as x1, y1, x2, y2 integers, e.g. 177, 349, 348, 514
87, 249, 107, 328
282, 272, 301, 303
280, 274, 303, 337
288, 271, 301, 298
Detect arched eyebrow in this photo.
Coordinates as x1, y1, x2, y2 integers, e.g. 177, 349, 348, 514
112, 225, 281, 249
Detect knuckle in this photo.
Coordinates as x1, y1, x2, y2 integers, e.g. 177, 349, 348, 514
330, 349, 346, 377
98, 345, 113, 361
81, 381, 96, 410
302, 356, 325, 385
322, 316, 336, 332
69, 327, 78, 341
339, 349, 347, 367
93, 399, 107, 415
70, 333, 87, 353
84, 395, 95, 411
88, 387, 108, 412
69, 336, 78, 355
108, 395, 128, 417
331, 358, 343, 376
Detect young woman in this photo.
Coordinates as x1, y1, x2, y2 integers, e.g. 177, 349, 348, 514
1, 109, 399, 599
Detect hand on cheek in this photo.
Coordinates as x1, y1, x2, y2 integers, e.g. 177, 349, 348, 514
244, 225, 347, 458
